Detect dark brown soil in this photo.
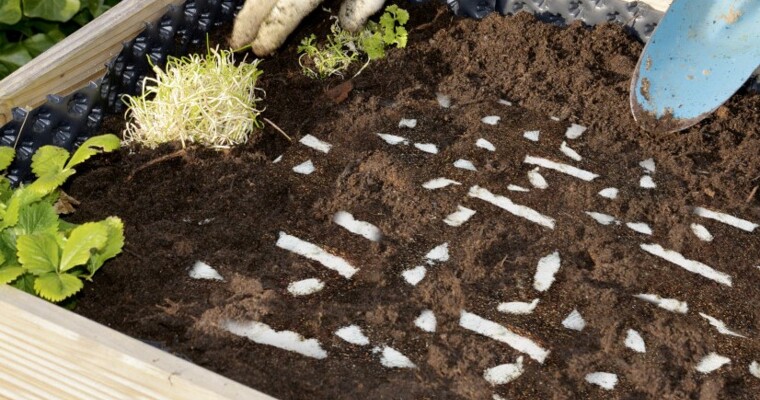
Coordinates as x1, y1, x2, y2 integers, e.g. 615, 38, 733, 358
67, 3, 759, 400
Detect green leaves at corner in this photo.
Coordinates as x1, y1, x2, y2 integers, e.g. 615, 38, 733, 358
59, 222, 107, 272
65, 134, 120, 170
17, 201, 58, 235
0, 0, 22, 26
34, 272, 83, 302
17, 233, 58, 275
22, 0, 81, 23
87, 217, 123, 277
0, 147, 15, 172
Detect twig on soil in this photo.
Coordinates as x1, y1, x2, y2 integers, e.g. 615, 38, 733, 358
127, 149, 187, 181
123, 246, 146, 261
263, 117, 293, 142
747, 185, 758, 203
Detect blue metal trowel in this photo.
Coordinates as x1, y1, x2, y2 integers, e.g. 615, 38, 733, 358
631, 0, 760, 133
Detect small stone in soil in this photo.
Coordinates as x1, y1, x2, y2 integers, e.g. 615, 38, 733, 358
690, 223, 714, 242
481, 116, 501, 125
584, 372, 618, 390
422, 177, 461, 190
750, 361, 760, 379
626, 222, 653, 235
333, 211, 382, 242
469, 186, 556, 229
293, 160, 315, 175
459, 310, 550, 363
414, 310, 437, 332
299, 134, 332, 153
507, 184, 530, 192
585, 211, 619, 226
224, 320, 328, 359
425, 243, 449, 263
484, 356, 524, 386
560, 141, 582, 161
414, 143, 439, 154
399, 118, 417, 128
565, 123, 587, 139
402, 266, 427, 286
376, 133, 409, 145
625, 329, 646, 353
454, 159, 477, 171
436, 93, 451, 108
639, 175, 656, 189
335, 325, 370, 346
561, 309, 586, 331
528, 168, 548, 189
287, 278, 325, 296
276, 232, 358, 279
550, 116, 560, 121
640, 243, 732, 286
373, 346, 416, 368
273, 155, 283, 163
533, 251, 561, 292
693, 206, 758, 232
634, 293, 688, 314
524, 155, 599, 181
695, 353, 731, 374
698, 313, 746, 338
523, 131, 540, 142
598, 188, 619, 199
498, 99, 513, 106
497, 299, 539, 315
189, 261, 224, 281
476, 138, 496, 151
444, 205, 477, 227
639, 158, 656, 174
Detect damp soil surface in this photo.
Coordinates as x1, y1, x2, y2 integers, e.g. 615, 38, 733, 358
68, 3, 760, 399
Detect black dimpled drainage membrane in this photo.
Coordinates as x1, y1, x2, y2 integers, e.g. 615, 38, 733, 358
0, 0, 756, 184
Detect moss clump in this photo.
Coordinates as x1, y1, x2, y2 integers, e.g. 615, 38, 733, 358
123, 47, 264, 149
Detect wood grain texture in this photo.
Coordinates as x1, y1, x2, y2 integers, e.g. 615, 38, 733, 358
0, 285, 276, 400
0, 0, 189, 126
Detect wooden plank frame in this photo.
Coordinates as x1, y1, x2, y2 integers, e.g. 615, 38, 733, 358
0, 285, 276, 400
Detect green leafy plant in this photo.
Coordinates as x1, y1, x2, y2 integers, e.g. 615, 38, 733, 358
0, 134, 124, 303
123, 46, 264, 149
0, 0, 121, 80
297, 5, 409, 79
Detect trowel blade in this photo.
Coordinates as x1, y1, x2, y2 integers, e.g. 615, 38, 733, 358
630, 0, 760, 133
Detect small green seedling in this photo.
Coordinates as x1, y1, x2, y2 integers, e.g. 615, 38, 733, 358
0, 134, 124, 303
123, 46, 264, 149
297, 5, 410, 79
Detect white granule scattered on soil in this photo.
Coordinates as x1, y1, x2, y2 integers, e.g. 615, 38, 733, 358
550, 116, 560, 121
626, 222, 653, 235
598, 188, 618, 199
498, 99, 513, 106
444, 205, 477, 227
690, 223, 714, 242
750, 361, 760, 379
436, 93, 451, 108
585, 211, 619, 225
640, 243, 732, 286
634, 293, 688, 314
422, 177, 461, 190
376, 133, 409, 145
459, 310, 550, 363
693, 206, 758, 232
560, 141, 582, 161
497, 299, 539, 315
373, 346, 416, 368
524, 155, 599, 181
298, 134, 332, 153
402, 266, 427, 286
695, 353, 731, 374
414, 143, 438, 154
565, 123, 587, 139
454, 159, 477, 171
469, 186, 556, 229
533, 251, 561, 292
481, 115, 501, 125
639, 175, 656, 189
523, 130, 540, 142
224, 320, 327, 359
476, 138, 496, 151
276, 232, 358, 279
625, 329, 646, 353
292, 160, 315, 175
639, 158, 656, 173
528, 168, 548, 189
414, 310, 437, 332
335, 325, 370, 346
287, 278, 324, 296
561, 309, 586, 331
507, 184, 530, 192
273, 155, 283, 163
333, 211, 382, 242
484, 356, 524, 386
585, 372, 618, 390
398, 118, 417, 128
425, 243, 449, 263
698, 313, 746, 338
189, 261, 224, 281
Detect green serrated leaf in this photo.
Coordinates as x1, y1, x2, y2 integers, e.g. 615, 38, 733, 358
2, 187, 43, 229
17, 201, 58, 235
34, 272, 83, 302
59, 222, 107, 272
394, 26, 408, 48
17, 233, 59, 275
86, 217, 123, 277
0, 147, 14, 172
64, 134, 120, 170
11, 272, 35, 294
0, 265, 25, 284
22, 0, 81, 22
31, 145, 69, 178
25, 168, 75, 197
0, 0, 22, 25
57, 219, 78, 233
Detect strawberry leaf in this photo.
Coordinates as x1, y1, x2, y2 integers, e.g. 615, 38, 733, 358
34, 272, 83, 302
16, 201, 59, 235
0, 265, 25, 284
31, 145, 69, 178
59, 222, 108, 272
17, 233, 59, 275
0, 147, 15, 171
64, 134, 120, 170
86, 217, 124, 277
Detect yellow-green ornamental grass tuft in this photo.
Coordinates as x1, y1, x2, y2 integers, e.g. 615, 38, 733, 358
123, 47, 264, 149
